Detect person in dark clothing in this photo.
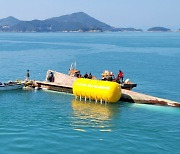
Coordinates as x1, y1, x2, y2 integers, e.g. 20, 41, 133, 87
77, 73, 82, 78
47, 72, 54, 82
26, 70, 30, 80
88, 73, 92, 79
84, 72, 88, 78
50, 72, 54, 82
108, 76, 113, 81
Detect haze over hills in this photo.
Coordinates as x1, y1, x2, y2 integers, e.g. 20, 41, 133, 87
0, 12, 142, 32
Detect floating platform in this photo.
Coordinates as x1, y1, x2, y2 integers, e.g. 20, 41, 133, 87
34, 70, 180, 107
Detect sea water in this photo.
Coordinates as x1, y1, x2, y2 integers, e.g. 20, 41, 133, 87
0, 32, 180, 153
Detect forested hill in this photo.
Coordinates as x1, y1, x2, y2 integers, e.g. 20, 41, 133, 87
0, 12, 142, 32
147, 27, 171, 32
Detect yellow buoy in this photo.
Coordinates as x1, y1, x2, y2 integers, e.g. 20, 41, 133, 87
73, 78, 121, 103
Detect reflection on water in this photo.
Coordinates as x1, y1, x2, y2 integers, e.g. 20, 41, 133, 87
71, 99, 120, 132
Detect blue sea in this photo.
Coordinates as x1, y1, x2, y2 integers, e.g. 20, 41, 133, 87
0, 32, 180, 154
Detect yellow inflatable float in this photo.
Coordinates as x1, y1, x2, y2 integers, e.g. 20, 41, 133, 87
73, 78, 121, 103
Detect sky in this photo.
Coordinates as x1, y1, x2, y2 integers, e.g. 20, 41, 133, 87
0, 0, 180, 30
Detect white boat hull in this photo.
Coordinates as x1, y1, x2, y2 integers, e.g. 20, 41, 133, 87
0, 84, 24, 91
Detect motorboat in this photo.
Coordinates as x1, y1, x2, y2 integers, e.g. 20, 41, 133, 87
0, 81, 24, 91
101, 70, 137, 90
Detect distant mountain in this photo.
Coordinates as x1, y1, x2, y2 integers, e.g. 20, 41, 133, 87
0, 12, 113, 32
148, 27, 171, 32
0, 16, 20, 27
0, 12, 142, 32
45, 12, 113, 31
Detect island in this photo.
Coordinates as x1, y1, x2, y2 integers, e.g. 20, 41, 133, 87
0, 12, 142, 32
147, 27, 171, 32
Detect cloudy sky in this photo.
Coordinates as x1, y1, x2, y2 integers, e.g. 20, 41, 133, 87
0, 0, 180, 30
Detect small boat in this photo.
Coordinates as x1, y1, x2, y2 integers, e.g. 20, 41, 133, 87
121, 82, 137, 90
101, 70, 137, 90
0, 81, 24, 91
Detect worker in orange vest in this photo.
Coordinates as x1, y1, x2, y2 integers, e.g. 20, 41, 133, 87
117, 70, 124, 83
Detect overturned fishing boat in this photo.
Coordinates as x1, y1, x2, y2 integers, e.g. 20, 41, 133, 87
0, 81, 24, 91
46, 69, 137, 90
35, 70, 180, 107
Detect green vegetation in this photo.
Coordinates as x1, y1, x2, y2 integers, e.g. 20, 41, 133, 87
148, 27, 171, 32
0, 12, 142, 32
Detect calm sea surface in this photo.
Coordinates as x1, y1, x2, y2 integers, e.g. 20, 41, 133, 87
0, 32, 180, 153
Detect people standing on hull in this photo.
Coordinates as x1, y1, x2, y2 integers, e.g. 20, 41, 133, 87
26, 70, 30, 81
47, 71, 54, 82
88, 73, 92, 79
76, 71, 82, 78
50, 72, 54, 82
77, 73, 82, 78
117, 70, 124, 83
107, 72, 115, 81
84, 72, 88, 78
